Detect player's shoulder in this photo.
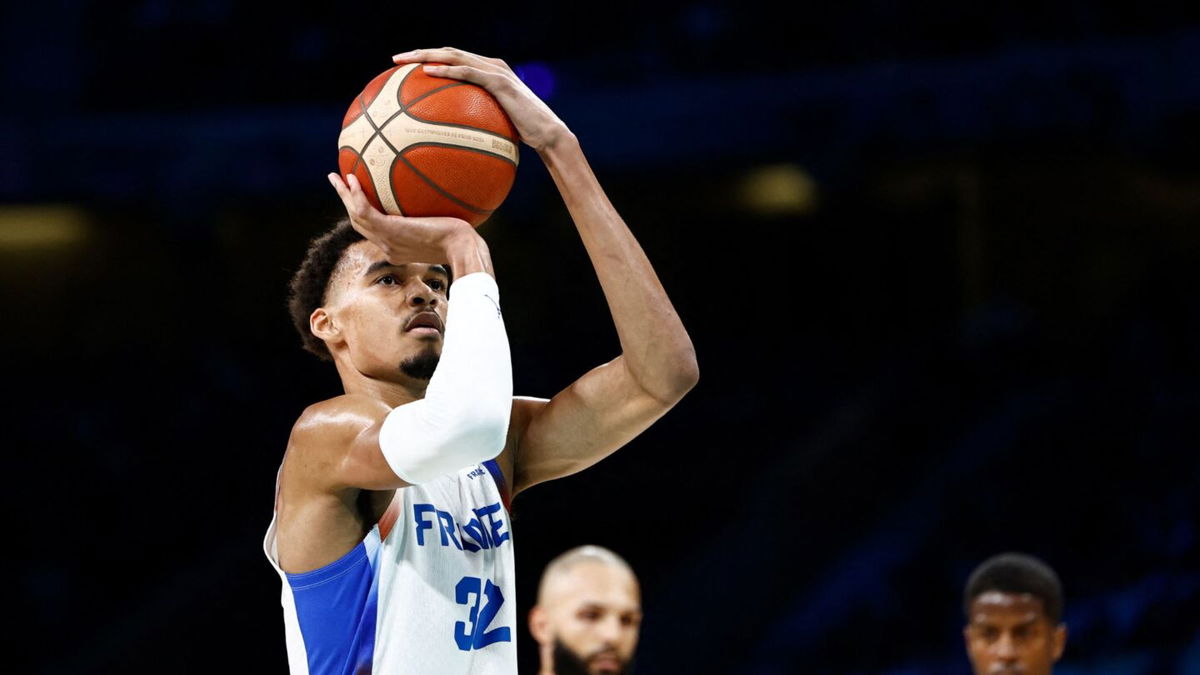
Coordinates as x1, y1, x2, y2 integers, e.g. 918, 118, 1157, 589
288, 394, 391, 453
509, 395, 549, 430
492, 396, 550, 481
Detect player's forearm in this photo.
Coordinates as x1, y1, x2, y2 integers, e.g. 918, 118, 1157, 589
443, 228, 494, 279
538, 134, 699, 402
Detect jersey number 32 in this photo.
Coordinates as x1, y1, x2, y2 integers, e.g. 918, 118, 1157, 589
455, 576, 512, 651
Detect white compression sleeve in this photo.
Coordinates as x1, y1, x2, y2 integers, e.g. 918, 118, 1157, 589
377, 272, 513, 484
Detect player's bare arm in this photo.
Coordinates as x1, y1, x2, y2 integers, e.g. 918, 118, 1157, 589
392, 47, 700, 494
275, 393, 402, 572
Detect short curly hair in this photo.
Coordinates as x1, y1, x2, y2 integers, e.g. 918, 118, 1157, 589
287, 219, 365, 360
963, 552, 1064, 623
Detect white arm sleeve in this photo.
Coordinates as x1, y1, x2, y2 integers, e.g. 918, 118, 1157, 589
377, 272, 512, 484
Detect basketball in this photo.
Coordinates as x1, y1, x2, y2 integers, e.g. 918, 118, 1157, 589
337, 63, 520, 227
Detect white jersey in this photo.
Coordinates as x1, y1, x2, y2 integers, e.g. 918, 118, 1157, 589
263, 460, 517, 675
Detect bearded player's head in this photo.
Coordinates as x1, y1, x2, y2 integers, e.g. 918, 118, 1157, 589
529, 546, 642, 675
288, 219, 451, 388
963, 552, 1067, 675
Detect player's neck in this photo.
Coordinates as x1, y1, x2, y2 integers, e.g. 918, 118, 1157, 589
335, 362, 428, 407
348, 378, 426, 407
538, 643, 556, 675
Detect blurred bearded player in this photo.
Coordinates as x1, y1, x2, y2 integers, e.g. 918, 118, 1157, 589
529, 546, 642, 675
963, 552, 1068, 675
261, 46, 698, 675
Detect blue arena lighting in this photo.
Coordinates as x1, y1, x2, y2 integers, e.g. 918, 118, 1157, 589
514, 61, 557, 100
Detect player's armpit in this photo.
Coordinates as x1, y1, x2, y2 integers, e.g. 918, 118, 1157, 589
509, 355, 683, 495
286, 395, 413, 493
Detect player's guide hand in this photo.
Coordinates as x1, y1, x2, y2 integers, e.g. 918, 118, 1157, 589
326, 171, 477, 265
391, 46, 572, 153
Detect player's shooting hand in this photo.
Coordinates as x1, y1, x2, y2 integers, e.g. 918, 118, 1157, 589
327, 172, 476, 264
391, 47, 572, 153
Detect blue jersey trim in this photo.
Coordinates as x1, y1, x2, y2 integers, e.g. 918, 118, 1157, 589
286, 533, 381, 675
483, 459, 510, 510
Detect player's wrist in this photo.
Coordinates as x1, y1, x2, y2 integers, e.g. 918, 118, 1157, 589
533, 126, 578, 157
442, 228, 494, 278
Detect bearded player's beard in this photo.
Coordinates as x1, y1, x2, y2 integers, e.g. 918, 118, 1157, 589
399, 349, 440, 381
552, 639, 634, 675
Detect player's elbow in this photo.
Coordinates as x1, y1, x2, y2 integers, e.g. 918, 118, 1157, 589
677, 348, 700, 390
423, 372, 512, 456
648, 347, 699, 406
449, 421, 508, 460
452, 404, 511, 457
378, 400, 510, 485
671, 350, 701, 398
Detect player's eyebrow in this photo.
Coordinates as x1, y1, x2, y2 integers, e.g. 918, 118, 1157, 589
363, 261, 450, 278
363, 261, 405, 277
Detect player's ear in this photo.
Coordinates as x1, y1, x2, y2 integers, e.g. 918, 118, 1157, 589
528, 605, 550, 644
1051, 623, 1067, 661
311, 307, 341, 344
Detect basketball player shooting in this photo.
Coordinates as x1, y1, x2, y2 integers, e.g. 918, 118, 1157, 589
262, 47, 699, 674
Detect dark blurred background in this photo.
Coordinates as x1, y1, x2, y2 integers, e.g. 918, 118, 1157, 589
4, 1, 1199, 673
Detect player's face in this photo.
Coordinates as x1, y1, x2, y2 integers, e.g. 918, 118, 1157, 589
964, 592, 1065, 675
326, 242, 450, 381
544, 563, 642, 675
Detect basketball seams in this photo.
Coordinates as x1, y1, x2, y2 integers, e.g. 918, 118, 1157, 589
402, 142, 517, 167
340, 65, 399, 127
356, 69, 431, 165
339, 145, 392, 214
352, 100, 378, 183
393, 62, 518, 152
374, 82, 472, 134
360, 108, 518, 171
399, 111, 519, 148
348, 98, 396, 210
394, 62, 470, 112
359, 65, 401, 110
338, 146, 369, 193
338, 146, 363, 183
338, 63, 518, 224
353, 95, 406, 215
349, 65, 410, 165
357, 82, 471, 159
386, 154, 409, 217
395, 152, 493, 216
356, 96, 386, 149
352, 65, 518, 165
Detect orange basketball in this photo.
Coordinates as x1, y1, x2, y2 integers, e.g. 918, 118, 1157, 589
337, 63, 520, 227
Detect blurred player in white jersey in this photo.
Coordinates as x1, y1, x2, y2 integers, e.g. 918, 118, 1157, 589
262, 46, 698, 675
